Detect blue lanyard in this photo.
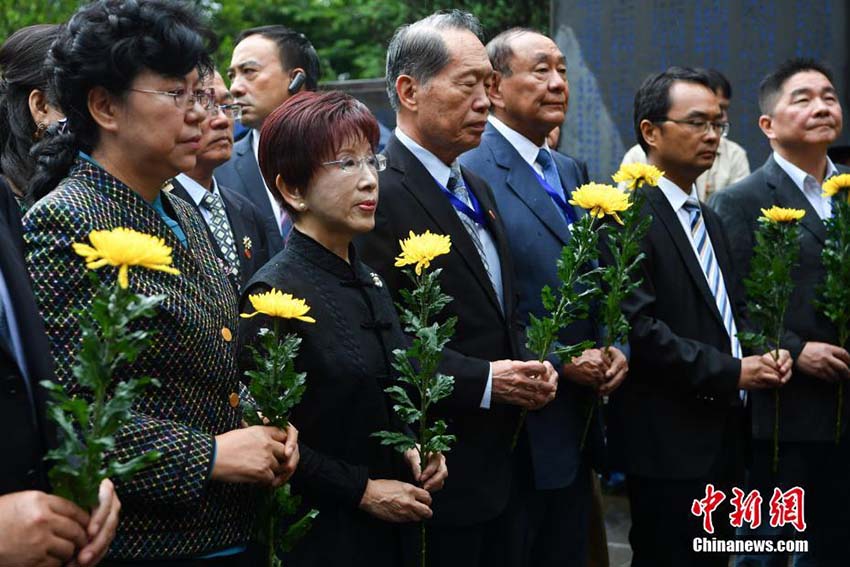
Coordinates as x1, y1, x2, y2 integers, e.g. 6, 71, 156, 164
529, 165, 577, 225
434, 175, 487, 226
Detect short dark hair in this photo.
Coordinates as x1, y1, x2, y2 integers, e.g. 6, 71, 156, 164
758, 57, 834, 115
236, 25, 320, 91
0, 24, 62, 192
705, 68, 732, 100
386, 10, 483, 111
633, 66, 714, 154
486, 27, 539, 76
28, 0, 216, 202
258, 90, 379, 216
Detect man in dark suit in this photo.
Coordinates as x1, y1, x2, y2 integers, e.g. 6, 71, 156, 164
611, 67, 791, 567
460, 28, 627, 566
216, 25, 320, 251
355, 11, 559, 567
170, 71, 274, 292
0, 181, 120, 567
709, 58, 849, 567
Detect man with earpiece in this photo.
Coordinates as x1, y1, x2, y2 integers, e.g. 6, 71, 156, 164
218, 25, 320, 253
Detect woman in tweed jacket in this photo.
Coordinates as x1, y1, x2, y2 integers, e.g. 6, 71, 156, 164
23, 1, 298, 564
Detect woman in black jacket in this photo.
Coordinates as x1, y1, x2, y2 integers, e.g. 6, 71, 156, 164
240, 90, 448, 567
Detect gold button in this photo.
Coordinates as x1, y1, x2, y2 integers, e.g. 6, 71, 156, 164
229, 392, 239, 408
221, 327, 232, 342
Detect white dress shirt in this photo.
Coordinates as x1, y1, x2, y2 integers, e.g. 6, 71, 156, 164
251, 129, 286, 228
488, 115, 550, 177
175, 173, 222, 227
657, 176, 741, 360
394, 127, 499, 409
772, 151, 839, 221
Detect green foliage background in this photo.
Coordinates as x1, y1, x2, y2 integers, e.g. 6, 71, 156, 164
1, 0, 549, 80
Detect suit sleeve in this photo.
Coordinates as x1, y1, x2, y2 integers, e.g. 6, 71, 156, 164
600, 203, 741, 395
356, 198, 490, 411
23, 197, 215, 505
708, 190, 806, 360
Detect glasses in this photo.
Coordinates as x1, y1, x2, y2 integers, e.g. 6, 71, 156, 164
322, 154, 387, 173
213, 103, 242, 121
659, 117, 730, 137
129, 87, 216, 110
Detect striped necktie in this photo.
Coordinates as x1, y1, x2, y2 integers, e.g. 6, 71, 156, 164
682, 200, 743, 361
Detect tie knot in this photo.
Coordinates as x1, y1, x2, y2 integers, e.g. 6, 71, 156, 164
448, 162, 464, 192
682, 199, 701, 214
536, 148, 553, 169
202, 191, 221, 208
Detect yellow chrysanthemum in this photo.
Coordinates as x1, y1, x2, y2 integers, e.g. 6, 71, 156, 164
822, 173, 850, 198
394, 230, 452, 275
611, 163, 664, 190
568, 183, 631, 225
759, 206, 806, 223
72, 227, 180, 289
240, 289, 316, 322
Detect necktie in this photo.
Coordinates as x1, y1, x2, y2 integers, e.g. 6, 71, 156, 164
535, 148, 567, 200
448, 163, 498, 296
201, 191, 240, 278
683, 200, 744, 360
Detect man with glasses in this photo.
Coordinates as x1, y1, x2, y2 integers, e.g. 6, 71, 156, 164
170, 71, 275, 292
710, 58, 849, 567
620, 68, 749, 201
609, 67, 791, 567
356, 11, 559, 567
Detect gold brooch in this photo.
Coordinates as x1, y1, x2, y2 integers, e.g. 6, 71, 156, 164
243, 236, 253, 259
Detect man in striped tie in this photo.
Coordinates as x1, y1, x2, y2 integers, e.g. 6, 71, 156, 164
607, 67, 792, 567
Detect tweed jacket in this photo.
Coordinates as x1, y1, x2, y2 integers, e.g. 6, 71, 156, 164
23, 158, 254, 560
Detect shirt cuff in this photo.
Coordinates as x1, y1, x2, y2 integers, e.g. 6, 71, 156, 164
479, 363, 493, 409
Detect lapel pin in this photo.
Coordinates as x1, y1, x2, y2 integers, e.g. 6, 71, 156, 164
243, 236, 253, 259
488, 209, 496, 220
370, 272, 383, 288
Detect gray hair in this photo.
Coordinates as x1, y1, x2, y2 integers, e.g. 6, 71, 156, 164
487, 27, 539, 76
385, 10, 483, 111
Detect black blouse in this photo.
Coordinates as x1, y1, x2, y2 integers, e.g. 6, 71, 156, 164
240, 229, 412, 567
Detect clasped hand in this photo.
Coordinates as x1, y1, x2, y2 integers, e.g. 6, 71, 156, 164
491, 359, 558, 409
563, 347, 629, 395
738, 349, 793, 389
212, 424, 299, 488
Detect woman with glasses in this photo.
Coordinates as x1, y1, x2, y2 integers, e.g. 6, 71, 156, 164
240, 90, 448, 567
24, 1, 298, 564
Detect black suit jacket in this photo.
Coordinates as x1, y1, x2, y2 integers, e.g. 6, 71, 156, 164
0, 178, 54, 494
607, 184, 745, 480
355, 134, 524, 526
169, 177, 273, 292
214, 131, 284, 253
709, 156, 850, 442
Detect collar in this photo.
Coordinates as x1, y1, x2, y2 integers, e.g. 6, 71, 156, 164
488, 115, 549, 168
286, 228, 365, 281
772, 151, 839, 192
394, 127, 453, 187
175, 173, 219, 207
251, 129, 260, 162
656, 175, 698, 213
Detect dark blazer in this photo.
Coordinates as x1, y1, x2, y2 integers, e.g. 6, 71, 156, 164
709, 156, 850, 442
460, 123, 600, 490
23, 159, 254, 559
355, 134, 524, 527
240, 230, 410, 567
169, 177, 274, 292
214, 131, 284, 253
607, 184, 745, 479
0, 178, 54, 495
